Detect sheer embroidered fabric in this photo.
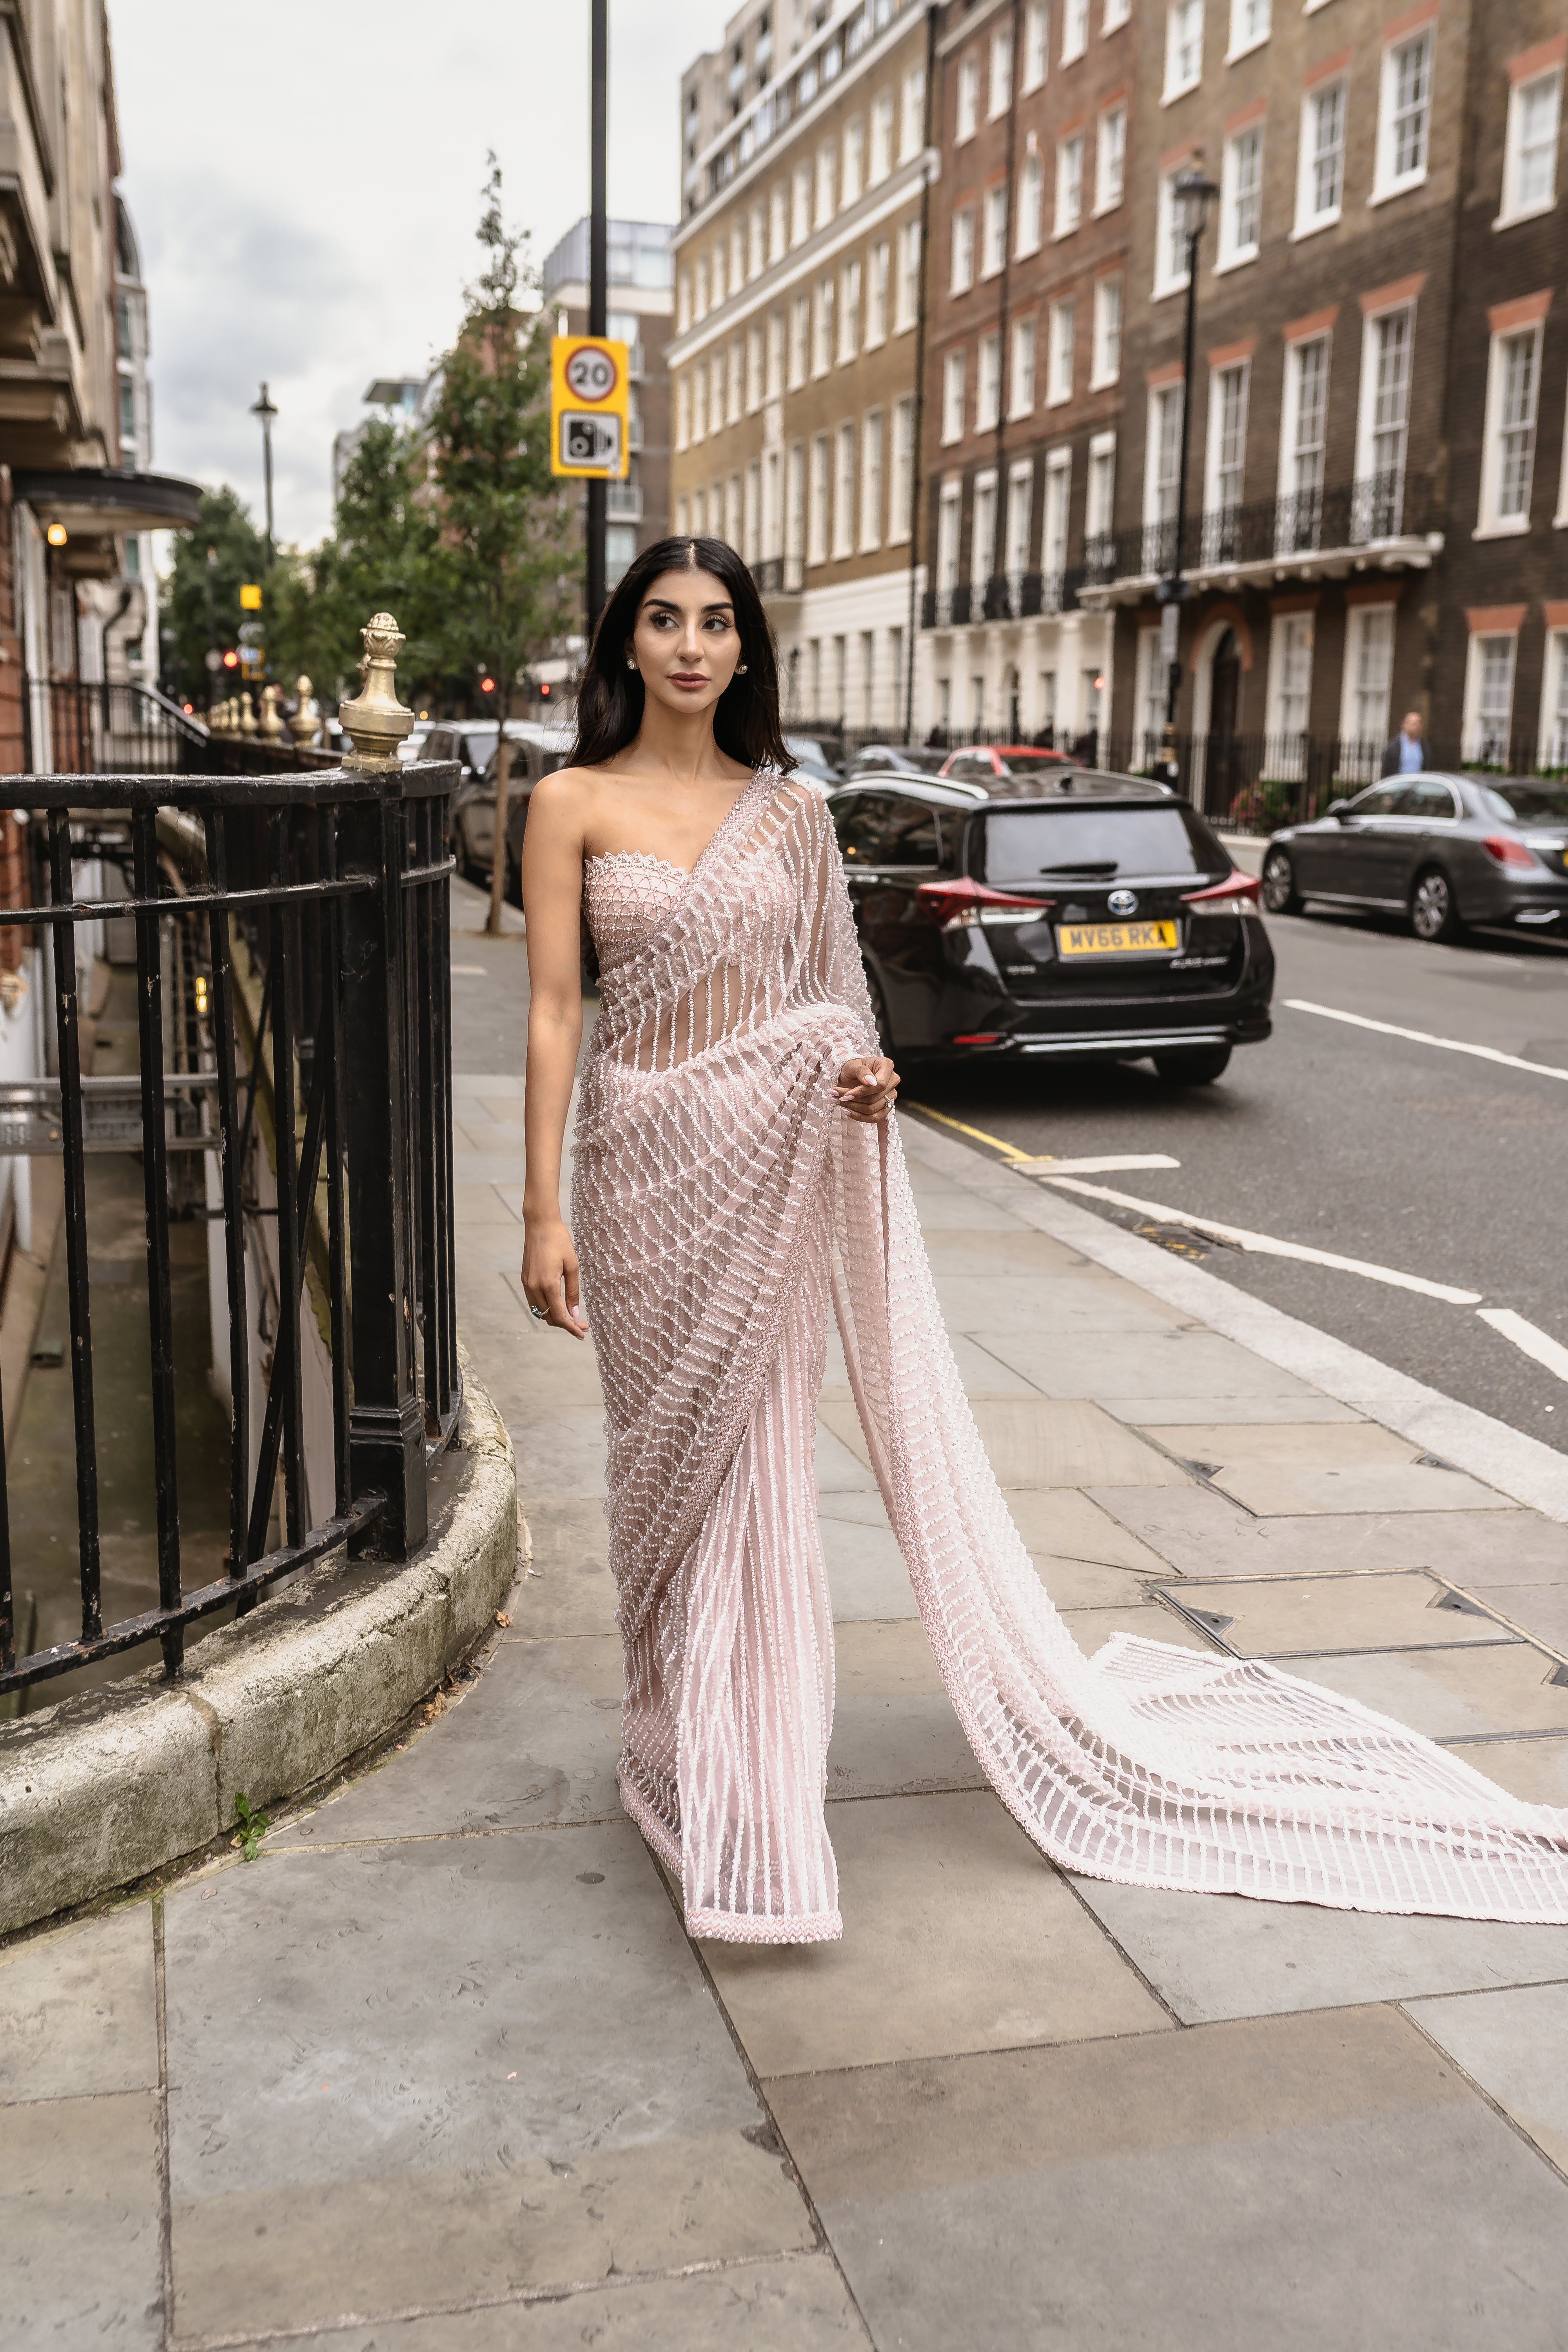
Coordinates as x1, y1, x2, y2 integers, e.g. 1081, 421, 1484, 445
572, 770, 1568, 1942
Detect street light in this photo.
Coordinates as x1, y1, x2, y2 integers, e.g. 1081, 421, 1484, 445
1157, 167, 1219, 785
250, 382, 278, 567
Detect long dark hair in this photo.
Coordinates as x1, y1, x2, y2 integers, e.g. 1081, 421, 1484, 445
572, 535, 794, 774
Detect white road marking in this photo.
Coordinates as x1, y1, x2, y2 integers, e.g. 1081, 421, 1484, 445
1477, 1308, 1568, 1386
1037, 1175, 1484, 1304
1011, 1153, 1182, 1174
1285, 998, 1568, 1083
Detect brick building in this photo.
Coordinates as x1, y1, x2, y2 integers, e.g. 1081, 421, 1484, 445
671, 0, 936, 732
918, 0, 1138, 750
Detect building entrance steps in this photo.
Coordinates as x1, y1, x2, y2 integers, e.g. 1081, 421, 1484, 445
7, 924, 1568, 2348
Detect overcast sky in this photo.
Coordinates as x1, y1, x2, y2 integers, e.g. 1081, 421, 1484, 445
113, 0, 733, 550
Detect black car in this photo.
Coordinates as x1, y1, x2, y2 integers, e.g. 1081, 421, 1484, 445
1261, 772, 1568, 944
828, 770, 1274, 1082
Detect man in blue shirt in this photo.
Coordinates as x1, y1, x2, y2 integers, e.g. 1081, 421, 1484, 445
1380, 710, 1427, 776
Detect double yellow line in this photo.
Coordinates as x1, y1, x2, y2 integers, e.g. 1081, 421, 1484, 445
904, 1100, 1044, 1164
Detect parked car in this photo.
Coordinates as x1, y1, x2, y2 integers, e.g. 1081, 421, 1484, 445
1261, 773, 1568, 943
423, 720, 504, 789
937, 744, 1074, 784
398, 721, 434, 763
783, 734, 842, 786
452, 724, 576, 897
844, 744, 950, 781
828, 768, 1273, 1082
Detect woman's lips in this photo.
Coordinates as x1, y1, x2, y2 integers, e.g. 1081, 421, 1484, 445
669, 673, 707, 689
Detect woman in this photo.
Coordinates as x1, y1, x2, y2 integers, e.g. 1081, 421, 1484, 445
521, 537, 1568, 1944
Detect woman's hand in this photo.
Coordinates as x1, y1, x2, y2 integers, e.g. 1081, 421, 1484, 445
835, 1054, 900, 1124
521, 1215, 589, 1339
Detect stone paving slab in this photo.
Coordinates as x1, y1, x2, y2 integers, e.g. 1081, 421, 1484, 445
764, 2006, 1568, 2352
512, 1497, 618, 1637
0, 1906, 156, 2102
820, 1396, 1189, 1489
702, 1793, 1169, 2074
7, 2087, 164, 2352
1274, 1641, 1568, 1742
1002, 1485, 1176, 1578
1408, 1983, 1568, 2175
979, 1325, 1333, 1405
1206, 1457, 1513, 1517
1168, 1568, 1524, 1655
1446, 1735, 1568, 1806
827, 1621, 983, 1798
1092, 1488, 1566, 1582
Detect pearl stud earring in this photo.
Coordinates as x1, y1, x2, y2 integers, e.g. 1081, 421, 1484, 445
626, 657, 637, 671
736, 663, 748, 674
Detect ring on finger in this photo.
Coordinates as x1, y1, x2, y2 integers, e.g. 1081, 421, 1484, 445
528, 1304, 548, 1323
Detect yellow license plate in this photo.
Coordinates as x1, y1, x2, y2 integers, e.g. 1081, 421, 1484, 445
1056, 920, 1181, 958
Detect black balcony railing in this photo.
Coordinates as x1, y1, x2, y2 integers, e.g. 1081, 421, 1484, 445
1096, 470, 1434, 590
0, 759, 461, 1697
25, 680, 213, 777
750, 554, 804, 597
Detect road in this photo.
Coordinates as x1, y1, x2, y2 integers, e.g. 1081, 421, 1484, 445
903, 899, 1568, 1456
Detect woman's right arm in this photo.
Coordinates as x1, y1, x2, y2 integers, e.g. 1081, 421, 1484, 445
519, 772, 590, 1338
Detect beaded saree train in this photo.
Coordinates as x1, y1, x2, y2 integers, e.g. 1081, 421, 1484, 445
571, 769, 1568, 1942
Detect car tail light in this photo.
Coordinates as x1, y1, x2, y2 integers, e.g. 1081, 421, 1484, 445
1181, 869, 1263, 905
916, 877, 1052, 927
1482, 833, 1537, 869
951, 1032, 1003, 1045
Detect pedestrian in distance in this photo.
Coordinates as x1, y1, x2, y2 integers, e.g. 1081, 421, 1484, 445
1380, 709, 1429, 776
519, 535, 1568, 1942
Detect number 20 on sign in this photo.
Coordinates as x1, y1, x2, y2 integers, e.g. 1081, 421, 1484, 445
550, 337, 630, 479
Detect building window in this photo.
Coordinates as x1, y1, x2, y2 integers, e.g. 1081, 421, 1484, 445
989, 23, 1013, 117
678, 272, 692, 333
1281, 334, 1329, 514
891, 397, 915, 540
843, 118, 864, 209
1017, 152, 1045, 254
770, 183, 788, 262
936, 478, 962, 592
1095, 105, 1125, 212
1091, 275, 1122, 386
942, 349, 967, 443
871, 92, 895, 186
787, 442, 806, 562
901, 65, 926, 162
1055, 134, 1084, 233
711, 349, 728, 432
1499, 68, 1562, 226
749, 202, 766, 280
897, 218, 921, 330
1478, 322, 1543, 534
1086, 430, 1116, 542
768, 310, 786, 399
834, 423, 857, 558
1006, 460, 1034, 576
1375, 29, 1434, 201
977, 332, 1002, 430
956, 52, 980, 142
675, 493, 690, 536
677, 372, 692, 448
790, 294, 810, 388
1359, 305, 1414, 503
1147, 382, 1184, 525
1043, 450, 1072, 588
1154, 167, 1192, 296
713, 243, 727, 309
1009, 314, 1037, 416
816, 142, 838, 228
1136, 631, 1165, 756
744, 465, 760, 561
1207, 361, 1250, 516
862, 409, 884, 550
813, 277, 835, 374
697, 254, 711, 317
972, 470, 998, 588
747, 324, 764, 412
1297, 80, 1346, 233
1229, 0, 1270, 58
1219, 125, 1263, 267
1023, 0, 1049, 91
808, 434, 829, 564
951, 207, 976, 293
1343, 604, 1395, 748
1267, 612, 1314, 759
695, 361, 710, 440
1165, 0, 1203, 101
1063, 0, 1089, 63
792, 166, 811, 245
840, 258, 862, 361
983, 183, 1009, 276
868, 240, 891, 344
1540, 628, 1568, 765
1047, 300, 1075, 404
1465, 632, 1518, 763
1105, 0, 1130, 26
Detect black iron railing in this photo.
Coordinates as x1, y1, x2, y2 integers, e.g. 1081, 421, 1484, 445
1093, 470, 1434, 589
750, 555, 804, 597
25, 679, 212, 777
0, 760, 461, 1695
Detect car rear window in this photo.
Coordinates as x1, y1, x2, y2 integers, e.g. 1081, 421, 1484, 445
997, 750, 1067, 772
982, 805, 1210, 882
1479, 780, 1568, 824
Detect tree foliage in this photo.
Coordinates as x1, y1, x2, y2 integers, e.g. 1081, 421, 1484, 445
161, 487, 269, 702
267, 419, 442, 699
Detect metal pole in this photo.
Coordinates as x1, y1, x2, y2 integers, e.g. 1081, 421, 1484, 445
1164, 223, 1203, 733
251, 383, 278, 568
586, 0, 608, 637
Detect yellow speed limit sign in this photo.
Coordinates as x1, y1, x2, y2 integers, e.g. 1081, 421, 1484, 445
550, 336, 630, 478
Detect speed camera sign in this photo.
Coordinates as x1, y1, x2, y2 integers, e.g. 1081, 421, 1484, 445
559, 412, 623, 470
550, 336, 630, 477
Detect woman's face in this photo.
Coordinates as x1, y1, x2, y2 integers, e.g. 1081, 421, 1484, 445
628, 568, 744, 719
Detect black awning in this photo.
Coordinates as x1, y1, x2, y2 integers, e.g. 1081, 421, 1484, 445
12, 466, 204, 535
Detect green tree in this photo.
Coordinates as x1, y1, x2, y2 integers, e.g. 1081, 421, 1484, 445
426, 156, 579, 931
161, 487, 269, 707
268, 418, 442, 703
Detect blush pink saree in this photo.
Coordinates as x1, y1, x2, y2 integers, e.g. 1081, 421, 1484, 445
572, 769, 1568, 1942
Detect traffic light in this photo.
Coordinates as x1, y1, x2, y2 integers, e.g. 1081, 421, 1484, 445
221, 649, 240, 670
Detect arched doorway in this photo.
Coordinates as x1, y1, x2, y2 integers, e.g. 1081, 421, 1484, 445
1206, 626, 1244, 817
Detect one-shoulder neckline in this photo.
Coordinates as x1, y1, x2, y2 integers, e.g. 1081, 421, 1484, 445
583, 766, 779, 884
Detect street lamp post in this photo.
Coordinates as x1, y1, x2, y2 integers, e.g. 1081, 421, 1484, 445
1156, 170, 1218, 788
250, 383, 278, 567
585, 0, 608, 636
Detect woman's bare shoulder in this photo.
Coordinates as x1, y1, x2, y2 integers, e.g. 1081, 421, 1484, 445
526, 765, 598, 835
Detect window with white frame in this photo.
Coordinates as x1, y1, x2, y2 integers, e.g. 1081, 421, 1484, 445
786, 442, 806, 562
730, 335, 745, 423
1220, 124, 1263, 266
792, 167, 811, 244
769, 310, 786, 398
790, 294, 810, 387
972, 470, 998, 586
861, 409, 884, 549
770, 183, 789, 262
711, 350, 727, 431
677, 372, 692, 449
901, 65, 926, 162
989, 23, 1013, 116
956, 52, 980, 142
1146, 381, 1184, 524
1296, 79, 1346, 233
870, 92, 895, 185
834, 423, 857, 558
1063, 0, 1089, 62
1137, 630, 1167, 754
942, 349, 967, 443
1086, 430, 1116, 541
1047, 300, 1075, 403
695, 360, 709, 439
840, 260, 862, 361
951, 207, 976, 292
1040, 666, 1059, 735
1091, 275, 1123, 385
897, 220, 922, 329
732, 222, 746, 291
868, 241, 890, 345
1043, 450, 1072, 585
1499, 69, 1562, 226
1281, 334, 1329, 508
1165, 0, 1203, 100
1023, 0, 1049, 91
1360, 305, 1414, 494
978, 332, 1002, 430
1343, 604, 1394, 747
747, 323, 764, 411
1229, 0, 1270, 59
1207, 361, 1250, 514
1006, 461, 1034, 575
1095, 104, 1126, 211
697, 254, 711, 317
677, 272, 692, 334
1269, 612, 1313, 743
891, 398, 915, 540
675, 492, 690, 536
1479, 322, 1543, 533
1056, 134, 1085, 232
749, 205, 766, 280
1009, 314, 1037, 415
808, 434, 829, 564
1105, 0, 1130, 28
842, 118, 864, 209
983, 183, 1009, 276
1154, 168, 1192, 295
1465, 631, 1517, 762
813, 278, 835, 374
744, 464, 760, 562
1375, 29, 1434, 200
713, 244, 726, 307
1541, 628, 1568, 764
1017, 152, 1045, 253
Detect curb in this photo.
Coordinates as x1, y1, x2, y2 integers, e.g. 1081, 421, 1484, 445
901, 1117, 1568, 1524
0, 1351, 518, 1938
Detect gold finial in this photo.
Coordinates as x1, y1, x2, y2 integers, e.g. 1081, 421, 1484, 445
238, 690, 257, 737
291, 677, 319, 748
339, 612, 414, 769
260, 683, 285, 740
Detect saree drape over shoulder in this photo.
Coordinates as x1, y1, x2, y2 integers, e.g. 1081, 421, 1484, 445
572, 769, 1568, 1942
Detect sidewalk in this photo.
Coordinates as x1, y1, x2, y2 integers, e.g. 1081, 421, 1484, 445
7, 920, 1568, 2349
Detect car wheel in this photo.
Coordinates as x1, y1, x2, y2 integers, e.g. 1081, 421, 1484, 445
1152, 1044, 1232, 1085
1410, 865, 1463, 944
1261, 847, 1301, 915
